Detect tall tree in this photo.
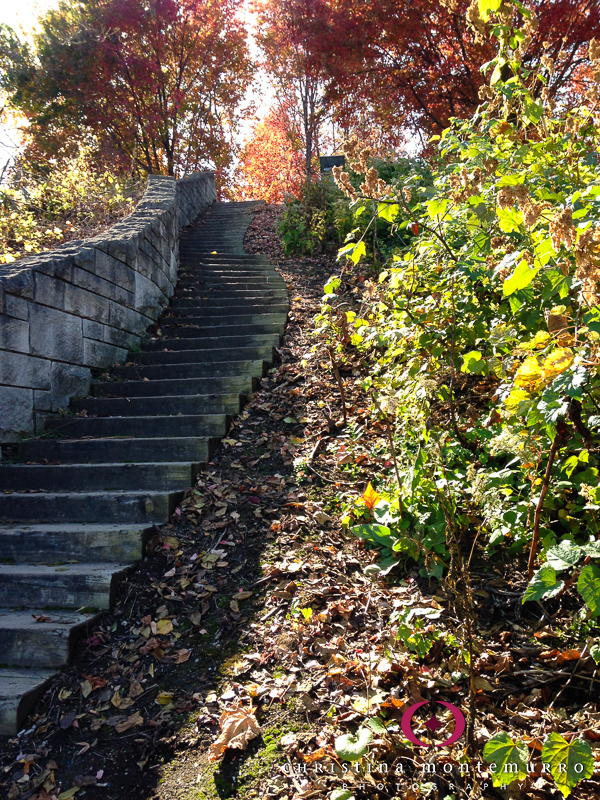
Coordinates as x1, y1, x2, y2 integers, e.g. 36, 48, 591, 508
235, 103, 304, 201
2, 0, 253, 177
253, 0, 331, 177
312, 0, 600, 137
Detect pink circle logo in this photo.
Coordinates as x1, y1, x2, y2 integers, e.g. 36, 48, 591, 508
400, 701, 465, 748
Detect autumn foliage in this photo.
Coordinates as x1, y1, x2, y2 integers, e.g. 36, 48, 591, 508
235, 105, 305, 202
1, 0, 253, 178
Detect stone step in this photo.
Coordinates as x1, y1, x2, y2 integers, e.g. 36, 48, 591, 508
174, 289, 287, 305
42, 413, 228, 439
0, 489, 182, 524
145, 332, 279, 348
179, 276, 285, 289
172, 296, 287, 309
180, 263, 275, 272
126, 348, 271, 366
0, 461, 199, 491
0, 610, 100, 668
70, 393, 241, 416
114, 354, 267, 376
0, 668, 55, 736
0, 562, 129, 609
161, 313, 287, 328
182, 255, 270, 264
19, 436, 217, 463
92, 373, 257, 397
0, 523, 148, 563
158, 322, 284, 338
168, 303, 289, 317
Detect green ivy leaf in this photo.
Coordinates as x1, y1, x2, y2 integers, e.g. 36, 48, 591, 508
335, 728, 373, 761
577, 565, 600, 617
378, 203, 400, 222
330, 790, 354, 800
367, 716, 387, 735
503, 259, 539, 295
483, 731, 528, 787
461, 351, 485, 374
541, 733, 594, 797
523, 564, 564, 603
545, 540, 583, 572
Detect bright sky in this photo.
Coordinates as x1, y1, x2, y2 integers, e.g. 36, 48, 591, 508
0, 0, 59, 37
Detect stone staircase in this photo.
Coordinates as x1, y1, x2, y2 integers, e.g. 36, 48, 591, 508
0, 201, 287, 735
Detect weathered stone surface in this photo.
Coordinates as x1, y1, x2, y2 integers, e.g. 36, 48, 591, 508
29, 305, 84, 362
0, 314, 29, 354
0, 351, 51, 389
4, 294, 28, 321
83, 338, 127, 368
50, 362, 91, 410
0, 386, 34, 440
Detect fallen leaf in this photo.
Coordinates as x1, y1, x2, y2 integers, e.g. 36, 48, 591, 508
80, 680, 93, 698
156, 619, 173, 635
58, 789, 80, 800
114, 711, 144, 733
174, 649, 190, 663
208, 705, 260, 761
360, 482, 381, 511
155, 692, 174, 705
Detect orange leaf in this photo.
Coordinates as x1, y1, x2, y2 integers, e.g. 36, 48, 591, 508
360, 482, 381, 511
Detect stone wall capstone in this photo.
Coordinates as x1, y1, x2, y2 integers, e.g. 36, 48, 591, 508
0, 171, 217, 443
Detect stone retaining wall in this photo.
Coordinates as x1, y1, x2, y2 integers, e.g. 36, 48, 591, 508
0, 171, 216, 443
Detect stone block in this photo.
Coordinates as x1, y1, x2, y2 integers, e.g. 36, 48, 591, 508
0, 264, 34, 299
33, 271, 65, 309
0, 386, 34, 442
134, 272, 168, 318
0, 314, 30, 354
63, 284, 110, 323
33, 389, 53, 411
91, 249, 136, 292
83, 338, 126, 368
29, 306, 84, 363
102, 324, 140, 350
0, 351, 51, 389
82, 319, 104, 341
50, 361, 90, 409
5, 294, 29, 321
108, 301, 153, 335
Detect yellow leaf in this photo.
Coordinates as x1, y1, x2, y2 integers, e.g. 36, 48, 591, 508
155, 692, 174, 705
533, 330, 551, 348
514, 355, 544, 392
542, 348, 574, 382
111, 690, 122, 708
504, 388, 531, 410
359, 482, 381, 511
59, 688, 72, 701
80, 680, 93, 698
156, 619, 173, 635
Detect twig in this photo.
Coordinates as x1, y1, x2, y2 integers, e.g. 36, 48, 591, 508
528, 434, 559, 579
327, 348, 348, 424
385, 419, 404, 518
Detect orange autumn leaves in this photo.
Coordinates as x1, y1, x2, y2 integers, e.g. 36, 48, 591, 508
358, 482, 382, 511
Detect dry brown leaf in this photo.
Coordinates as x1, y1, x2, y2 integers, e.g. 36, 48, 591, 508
128, 680, 144, 698
208, 706, 260, 762
175, 649, 190, 663
114, 711, 144, 733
